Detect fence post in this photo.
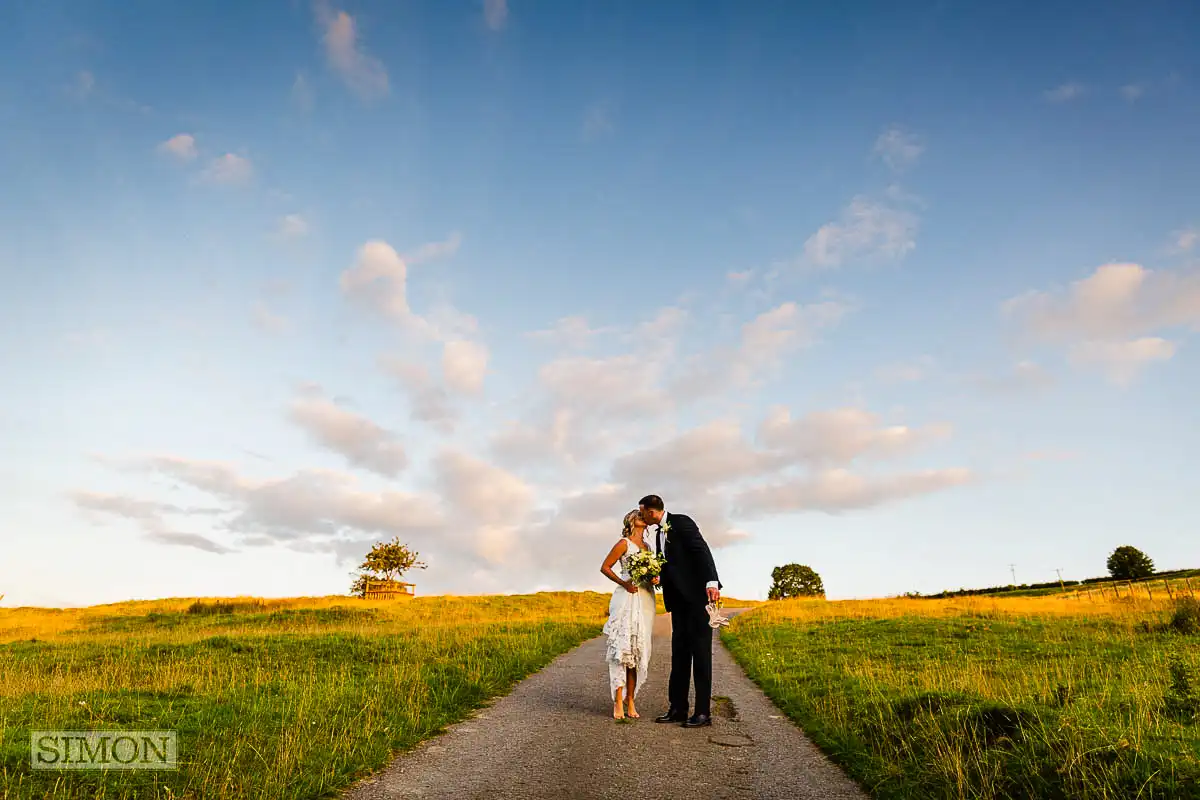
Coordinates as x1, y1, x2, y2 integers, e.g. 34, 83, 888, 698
1145, 582, 1153, 600
1187, 577, 1197, 598
1165, 579, 1174, 600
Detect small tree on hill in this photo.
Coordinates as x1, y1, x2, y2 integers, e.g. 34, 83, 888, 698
350, 537, 427, 597
1106, 545, 1155, 581
768, 564, 825, 600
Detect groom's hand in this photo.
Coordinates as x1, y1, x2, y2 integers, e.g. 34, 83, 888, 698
706, 586, 720, 604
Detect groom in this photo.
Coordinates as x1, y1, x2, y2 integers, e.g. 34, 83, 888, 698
640, 494, 721, 728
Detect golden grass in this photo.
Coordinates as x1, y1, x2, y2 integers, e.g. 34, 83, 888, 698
724, 593, 1200, 799
0, 591, 612, 798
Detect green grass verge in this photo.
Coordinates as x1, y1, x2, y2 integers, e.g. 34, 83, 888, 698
723, 604, 1200, 800
0, 595, 606, 799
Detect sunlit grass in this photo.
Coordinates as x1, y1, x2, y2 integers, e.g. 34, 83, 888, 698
0, 592, 611, 799
723, 595, 1200, 800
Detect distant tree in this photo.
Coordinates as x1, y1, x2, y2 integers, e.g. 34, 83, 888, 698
1106, 545, 1155, 581
350, 537, 427, 597
768, 564, 825, 600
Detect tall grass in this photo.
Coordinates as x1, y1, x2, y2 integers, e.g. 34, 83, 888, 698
723, 595, 1200, 800
0, 592, 609, 799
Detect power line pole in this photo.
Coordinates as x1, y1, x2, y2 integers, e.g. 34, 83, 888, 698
1008, 564, 1017, 585
1054, 568, 1066, 592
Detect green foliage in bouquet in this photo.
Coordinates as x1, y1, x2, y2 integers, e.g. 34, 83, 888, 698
627, 550, 666, 587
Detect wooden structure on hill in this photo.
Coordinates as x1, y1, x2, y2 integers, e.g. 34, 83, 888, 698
363, 580, 415, 599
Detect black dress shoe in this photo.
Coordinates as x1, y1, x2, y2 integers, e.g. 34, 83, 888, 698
681, 714, 712, 728
654, 709, 688, 723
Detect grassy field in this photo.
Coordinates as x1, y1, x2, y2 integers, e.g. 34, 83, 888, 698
723, 594, 1200, 799
0, 592, 610, 799
921, 569, 1200, 600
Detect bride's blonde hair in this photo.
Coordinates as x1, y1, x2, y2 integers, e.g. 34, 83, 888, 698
621, 509, 641, 538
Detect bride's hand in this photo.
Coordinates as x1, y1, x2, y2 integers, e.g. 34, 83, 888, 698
624, 581, 639, 594
650, 576, 660, 586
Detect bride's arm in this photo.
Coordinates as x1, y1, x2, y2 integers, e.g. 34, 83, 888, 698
600, 541, 638, 594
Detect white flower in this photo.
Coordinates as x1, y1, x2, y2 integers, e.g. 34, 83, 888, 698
627, 550, 667, 586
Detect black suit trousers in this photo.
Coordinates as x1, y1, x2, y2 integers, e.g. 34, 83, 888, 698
668, 602, 713, 716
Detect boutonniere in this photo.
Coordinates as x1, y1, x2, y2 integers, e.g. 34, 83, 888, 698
660, 518, 671, 537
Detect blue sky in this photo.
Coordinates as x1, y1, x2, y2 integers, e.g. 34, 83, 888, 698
1, 0, 1198, 607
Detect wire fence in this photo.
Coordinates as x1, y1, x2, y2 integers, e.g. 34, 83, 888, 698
1071, 576, 1199, 602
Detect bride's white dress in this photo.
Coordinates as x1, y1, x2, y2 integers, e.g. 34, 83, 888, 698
602, 537, 657, 700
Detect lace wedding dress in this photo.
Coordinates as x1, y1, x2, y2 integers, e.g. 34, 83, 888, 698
602, 538, 657, 700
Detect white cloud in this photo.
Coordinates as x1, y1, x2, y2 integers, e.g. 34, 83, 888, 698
405, 232, 462, 264
1004, 262, 1199, 383
490, 306, 690, 473
201, 153, 253, 185
802, 195, 918, 269
157, 133, 197, 161
1044, 82, 1086, 103
875, 355, 936, 383
727, 270, 754, 286
539, 354, 672, 420
1170, 227, 1198, 254
291, 72, 314, 112
141, 456, 444, 546
379, 356, 457, 433
288, 391, 408, 477
734, 467, 972, 516
612, 420, 773, 494
484, 0, 508, 31
536, 404, 970, 549
527, 316, 611, 350
338, 240, 418, 325
872, 125, 923, 171
434, 450, 534, 526
1121, 83, 1145, 102
315, 2, 389, 100
672, 299, 850, 397
1067, 337, 1176, 386
253, 303, 291, 335
740, 300, 848, 369
442, 340, 489, 394
1004, 262, 1200, 341
554, 483, 630, 523
339, 239, 474, 341
70, 490, 231, 554
970, 360, 1055, 394
757, 406, 953, 466
278, 214, 309, 238
488, 410, 578, 468
432, 449, 536, 564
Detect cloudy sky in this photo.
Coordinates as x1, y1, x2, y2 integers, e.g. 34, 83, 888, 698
2, 1, 1198, 607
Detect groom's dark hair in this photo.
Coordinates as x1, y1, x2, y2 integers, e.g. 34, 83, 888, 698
639, 494, 664, 511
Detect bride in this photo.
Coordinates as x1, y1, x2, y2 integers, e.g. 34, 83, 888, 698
600, 509, 658, 720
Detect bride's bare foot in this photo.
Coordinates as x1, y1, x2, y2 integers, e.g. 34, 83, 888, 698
613, 690, 625, 719
626, 702, 639, 718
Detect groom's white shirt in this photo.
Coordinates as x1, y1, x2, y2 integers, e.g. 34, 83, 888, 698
659, 510, 718, 590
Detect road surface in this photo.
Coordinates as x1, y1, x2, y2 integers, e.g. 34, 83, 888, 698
343, 611, 867, 800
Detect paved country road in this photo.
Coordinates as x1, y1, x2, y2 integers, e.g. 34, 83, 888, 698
343, 611, 868, 800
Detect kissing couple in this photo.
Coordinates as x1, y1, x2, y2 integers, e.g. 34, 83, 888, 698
599, 494, 722, 728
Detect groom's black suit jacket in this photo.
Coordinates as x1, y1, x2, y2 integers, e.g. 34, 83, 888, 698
658, 512, 721, 613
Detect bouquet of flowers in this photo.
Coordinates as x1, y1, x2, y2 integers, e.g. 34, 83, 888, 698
627, 549, 666, 588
